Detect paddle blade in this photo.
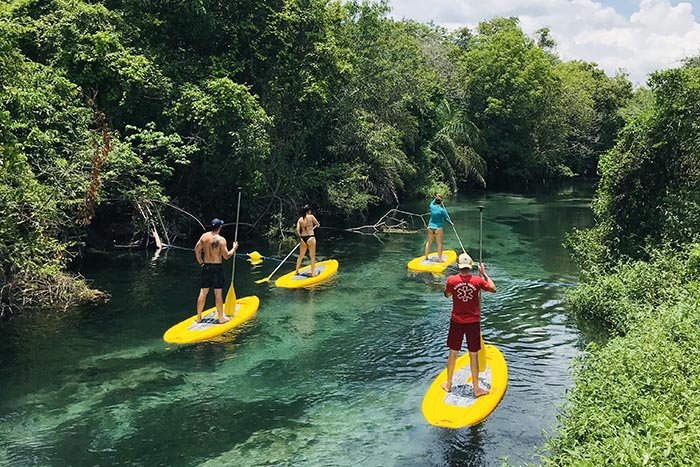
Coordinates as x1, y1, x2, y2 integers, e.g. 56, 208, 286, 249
224, 284, 236, 315
254, 276, 271, 284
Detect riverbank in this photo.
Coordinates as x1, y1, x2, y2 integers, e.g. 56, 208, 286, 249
543, 60, 700, 465
544, 246, 700, 464
0, 270, 107, 320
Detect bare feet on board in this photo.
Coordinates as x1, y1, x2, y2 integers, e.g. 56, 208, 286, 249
442, 381, 452, 393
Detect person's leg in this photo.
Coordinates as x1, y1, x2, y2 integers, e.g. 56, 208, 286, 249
296, 241, 308, 274
308, 237, 317, 276
214, 288, 228, 323
196, 288, 209, 322
443, 320, 463, 392
443, 349, 458, 392
469, 352, 488, 397
425, 229, 435, 258
466, 322, 488, 397
436, 228, 444, 261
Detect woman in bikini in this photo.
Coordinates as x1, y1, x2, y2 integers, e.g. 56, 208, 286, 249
295, 205, 321, 277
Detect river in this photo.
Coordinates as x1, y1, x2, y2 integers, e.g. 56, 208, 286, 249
0, 183, 597, 466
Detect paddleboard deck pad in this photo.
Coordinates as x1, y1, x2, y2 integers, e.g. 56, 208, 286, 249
163, 295, 260, 344
407, 250, 457, 273
422, 344, 508, 428
275, 259, 339, 288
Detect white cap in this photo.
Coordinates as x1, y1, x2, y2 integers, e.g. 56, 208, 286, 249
458, 253, 474, 269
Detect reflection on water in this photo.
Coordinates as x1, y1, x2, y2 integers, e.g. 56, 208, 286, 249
0, 182, 597, 466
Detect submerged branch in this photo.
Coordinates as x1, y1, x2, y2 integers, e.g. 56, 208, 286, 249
342, 208, 428, 235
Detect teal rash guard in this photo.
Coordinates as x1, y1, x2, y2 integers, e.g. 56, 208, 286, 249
428, 200, 452, 229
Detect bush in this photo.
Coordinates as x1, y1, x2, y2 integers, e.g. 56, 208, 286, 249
565, 249, 689, 335
546, 292, 700, 466
547, 245, 700, 464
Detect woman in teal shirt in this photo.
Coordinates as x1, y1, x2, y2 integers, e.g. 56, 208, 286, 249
425, 194, 452, 262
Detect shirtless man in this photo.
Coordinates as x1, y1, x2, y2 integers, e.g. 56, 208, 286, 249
295, 205, 321, 277
194, 218, 238, 324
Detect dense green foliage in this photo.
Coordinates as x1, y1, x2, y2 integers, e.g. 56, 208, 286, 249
546, 246, 700, 466
0, 25, 101, 313
547, 61, 700, 465
457, 18, 631, 183
593, 66, 700, 259
0, 0, 631, 313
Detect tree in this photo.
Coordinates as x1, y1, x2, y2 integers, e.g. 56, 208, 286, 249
458, 17, 566, 183
555, 61, 632, 175
166, 78, 271, 218
594, 62, 700, 259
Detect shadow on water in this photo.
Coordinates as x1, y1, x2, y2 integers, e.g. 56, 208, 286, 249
0, 181, 599, 466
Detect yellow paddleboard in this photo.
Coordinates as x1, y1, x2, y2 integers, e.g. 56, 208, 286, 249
407, 250, 457, 273
274, 259, 339, 289
163, 295, 260, 344
422, 343, 508, 428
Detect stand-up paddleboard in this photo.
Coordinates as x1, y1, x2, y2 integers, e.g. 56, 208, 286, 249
422, 342, 507, 428
407, 250, 457, 273
163, 295, 260, 344
275, 259, 339, 289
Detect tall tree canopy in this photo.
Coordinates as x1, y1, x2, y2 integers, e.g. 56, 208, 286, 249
0, 0, 632, 313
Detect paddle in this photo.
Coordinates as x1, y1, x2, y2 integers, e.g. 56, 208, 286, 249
224, 187, 242, 316
478, 205, 484, 263
255, 243, 300, 284
442, 203, 468, 255
477, 205, 486, 370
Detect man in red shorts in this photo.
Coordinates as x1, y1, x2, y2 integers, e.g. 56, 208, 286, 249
443, 252, 496, 396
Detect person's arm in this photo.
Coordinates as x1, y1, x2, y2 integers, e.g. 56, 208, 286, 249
311, 214, 320, 229
444, 278, 453, 298
194, 238, 204, 266
296, 219, 302, 239
219, 236, 236, 260
443, 207, 453, 225
224, 240, 238, 259
478, 263, 496, 292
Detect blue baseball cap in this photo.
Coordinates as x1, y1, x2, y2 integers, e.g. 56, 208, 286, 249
211, 218, 224, 227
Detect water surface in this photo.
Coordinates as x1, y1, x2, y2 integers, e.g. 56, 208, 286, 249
0, 184, 596, 466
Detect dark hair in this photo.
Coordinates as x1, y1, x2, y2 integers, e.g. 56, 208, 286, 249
210, 218, 224, 231
434, 198, 442, 205
301, 204, 312, 217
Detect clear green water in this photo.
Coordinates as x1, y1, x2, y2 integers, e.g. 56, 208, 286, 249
0, 184, 597, 466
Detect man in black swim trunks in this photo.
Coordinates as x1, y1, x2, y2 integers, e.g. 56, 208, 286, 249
194, 218, 238, 324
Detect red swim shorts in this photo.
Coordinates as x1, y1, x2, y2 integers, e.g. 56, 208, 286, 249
446, 321, 481, 352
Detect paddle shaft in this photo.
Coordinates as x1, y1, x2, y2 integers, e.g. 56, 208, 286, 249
478, 206, 484, 263
231, 187, 242, 281
442, 204, 467, 255
261, 242, 300, 282
477, 205, 486, 373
